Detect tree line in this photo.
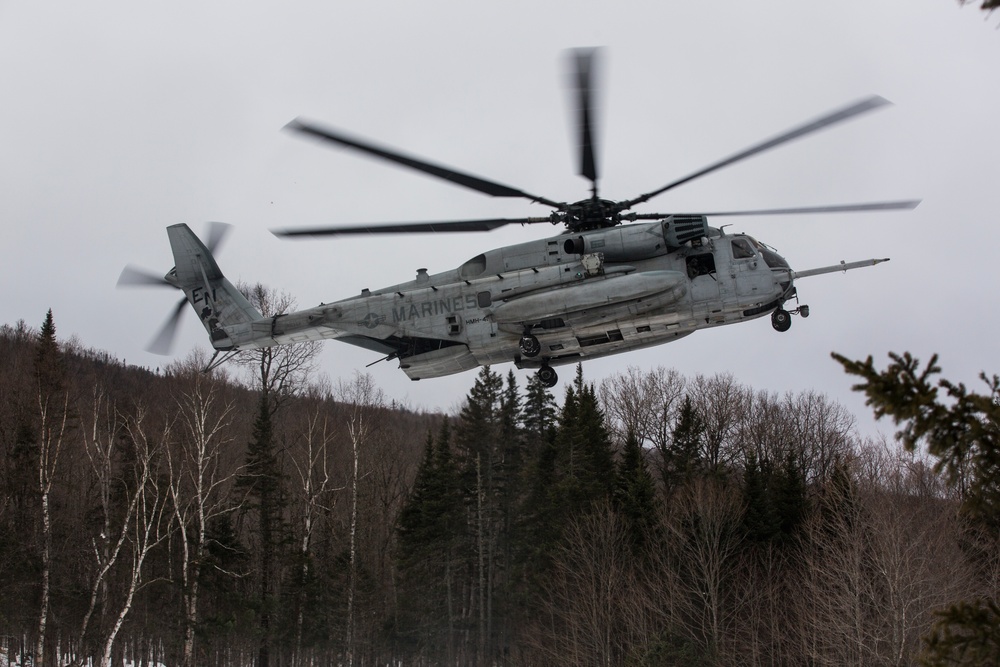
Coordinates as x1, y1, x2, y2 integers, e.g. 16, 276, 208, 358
1, 311, 996, 666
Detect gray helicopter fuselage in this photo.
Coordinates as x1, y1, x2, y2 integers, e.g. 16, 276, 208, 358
220, 220, 795, 381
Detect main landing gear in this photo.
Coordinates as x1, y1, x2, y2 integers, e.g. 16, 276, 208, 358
519, 332, 542, 358
771, 304, 810, 332
518, 329, 556, 387
537, 364, 558, 389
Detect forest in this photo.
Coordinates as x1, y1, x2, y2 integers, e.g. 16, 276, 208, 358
1, 310, 997, 667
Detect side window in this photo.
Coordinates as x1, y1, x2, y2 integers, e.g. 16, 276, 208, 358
731, 238, 755, 260
460, 254, 487, 278
477, 291, 492, 308
686, 252, 716, 278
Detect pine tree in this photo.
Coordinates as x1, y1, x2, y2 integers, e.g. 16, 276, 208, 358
396, 421, 464, 660
526, 365, 616, 572
834, 351, 1000, 665
834, 351, 1000, 531
32, 308, 69, 667
558, 365, 615, 508
35, 309, 64, 394
661, 395, 706, 493
614, 428, 660, 554
453, 366, 513, 662
773, 452, 807, 541
521, 371, 557, 451
742, 452, 779, 543
237, 393, 284, 667
741, 451, 807, 546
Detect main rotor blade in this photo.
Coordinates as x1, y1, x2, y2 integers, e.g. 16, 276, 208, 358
273, 217, 554, 238
620, 95, 892, 210
690, 200, 922, 218
285, 119, 563, 208
569, 48, 599, 188
117, 265, 174, 288
147, 297, 188, 355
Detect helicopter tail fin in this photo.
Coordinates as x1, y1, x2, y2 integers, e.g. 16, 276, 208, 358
166, 223, 262, 349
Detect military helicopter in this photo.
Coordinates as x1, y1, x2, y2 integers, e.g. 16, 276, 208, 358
119, 50, 918, 388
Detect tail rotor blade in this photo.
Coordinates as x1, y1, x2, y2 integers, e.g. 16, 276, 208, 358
147, 297, 188, 355
205, 221, 232, 254
117, 265, 174, 288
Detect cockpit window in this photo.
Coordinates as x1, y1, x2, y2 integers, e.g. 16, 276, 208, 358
731, 238, 755, 259
747, 236, 790, 269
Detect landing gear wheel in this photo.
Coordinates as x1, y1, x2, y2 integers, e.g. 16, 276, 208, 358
519, 333, 542, 358
771, 308, 792, 332
537, 365, 558, 388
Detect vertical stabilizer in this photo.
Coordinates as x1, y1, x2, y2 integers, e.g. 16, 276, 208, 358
166, 224, 262, 349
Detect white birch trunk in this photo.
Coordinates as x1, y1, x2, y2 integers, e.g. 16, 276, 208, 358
346, 413, 361, 667
166, 373, 238, 667
35, 391, 68, 667
96, 407, 168, 667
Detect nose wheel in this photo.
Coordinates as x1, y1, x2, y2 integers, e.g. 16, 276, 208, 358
771, 304, 809, 332
771, 308, 792, 332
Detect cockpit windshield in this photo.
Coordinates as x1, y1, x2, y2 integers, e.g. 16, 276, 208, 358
746, 236, 789, 269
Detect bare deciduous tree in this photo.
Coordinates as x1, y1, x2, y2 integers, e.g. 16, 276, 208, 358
785, 390, 857, 483
528, 506, 636, 667
663, 477, 746, 656
165, 359, 241, 667
336, 372, 386, 667
96, 405, 170, 667
599, 365, 686, 450
287, 379, 340, 667
34, 385, 68, 667
234, 282, 321, 406
689, 373, 750, 474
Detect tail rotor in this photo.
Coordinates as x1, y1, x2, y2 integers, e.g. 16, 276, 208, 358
117, 222, 232, 354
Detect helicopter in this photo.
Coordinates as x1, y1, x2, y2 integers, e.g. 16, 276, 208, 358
119, 49, 918, 388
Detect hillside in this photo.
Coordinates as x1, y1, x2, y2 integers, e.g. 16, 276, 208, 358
1, 314, 993, 666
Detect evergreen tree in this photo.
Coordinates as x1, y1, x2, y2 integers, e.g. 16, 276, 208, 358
742, 452, 779, 543
835, 351, 1000, 531
834, 351, 1000, 665
237, 393, 285, 667
661, 395, 706, 493
396, 420, 464, 660
198, 514, 251, 657
453, 366, 519, 662
922, 599, 1000, 666
35, 309, 64, 394
557, 364, 616, 508
614, 428, 660, 554
527, 365, 616, 571
773, 452, 807, 540
741, 452, 807, 546
32, 308, 69, 667
521, 371, 558, 451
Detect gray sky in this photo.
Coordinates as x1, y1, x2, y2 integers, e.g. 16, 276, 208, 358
1, 1, 997, 432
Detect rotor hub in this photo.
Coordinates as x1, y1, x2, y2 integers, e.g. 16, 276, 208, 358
561, 198, 621, 232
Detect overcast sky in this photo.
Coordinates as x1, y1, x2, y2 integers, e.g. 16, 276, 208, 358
1, 1, 997, 432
